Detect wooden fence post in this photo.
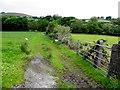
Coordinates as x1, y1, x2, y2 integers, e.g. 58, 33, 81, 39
94, 40, 105, 67
108, 44, 120, 79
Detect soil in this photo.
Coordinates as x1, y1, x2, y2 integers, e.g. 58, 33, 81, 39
13, 52, 104, 88
13, 54, 58, 88
60, 54, 104, 88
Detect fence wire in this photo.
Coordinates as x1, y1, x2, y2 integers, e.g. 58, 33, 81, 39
73, 40, 112, 76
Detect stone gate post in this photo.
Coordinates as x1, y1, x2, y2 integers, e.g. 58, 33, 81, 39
108, 43, 120, 79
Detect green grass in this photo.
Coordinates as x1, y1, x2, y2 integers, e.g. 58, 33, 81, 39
72, 34, 118, 46
2, 32, 36, 88
2, 32, 68, 88
86, 19, 110, 23
29, 33, 65, 73
71, 34, 119, 88
0, 32, 2, 89
60, 46, 119, 88
29, 32, 119, 88
2, 32, 119, 88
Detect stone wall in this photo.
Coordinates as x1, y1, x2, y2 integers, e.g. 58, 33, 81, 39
108, 44, 120, 80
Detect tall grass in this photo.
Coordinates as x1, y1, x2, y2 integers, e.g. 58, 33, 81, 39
2, 32, 35, 87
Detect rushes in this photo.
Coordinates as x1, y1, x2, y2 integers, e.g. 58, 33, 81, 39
20, 38, 31, 54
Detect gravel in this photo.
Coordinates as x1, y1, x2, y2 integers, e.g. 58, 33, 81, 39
13, 55, 58, 88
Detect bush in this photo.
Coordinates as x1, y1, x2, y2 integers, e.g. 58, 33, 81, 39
108, 26, 120, 36
20, 42, 30, 54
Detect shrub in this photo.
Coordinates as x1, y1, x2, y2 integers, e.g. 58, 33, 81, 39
20, 42, 30, 54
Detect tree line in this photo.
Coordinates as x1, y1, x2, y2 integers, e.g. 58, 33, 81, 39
2, 15, 120, 36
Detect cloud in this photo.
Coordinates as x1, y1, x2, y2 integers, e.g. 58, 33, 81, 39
0, 0, 119, 19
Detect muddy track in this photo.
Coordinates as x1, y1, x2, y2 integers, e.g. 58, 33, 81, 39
13, 54, 104, 88
60, 55, 104, 88
13, 55, 58, 88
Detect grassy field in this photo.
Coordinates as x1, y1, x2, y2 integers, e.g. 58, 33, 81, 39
72, 34, 118, 46
2, 32, 119, 88
2, 32, 75, 88
2, 32, 37, 87
85, 19, 111, 23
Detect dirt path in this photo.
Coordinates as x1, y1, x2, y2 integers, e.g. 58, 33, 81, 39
24, 55, 58, 88
60, 54, 103, 88
13, 54, 58, 88
13, 35, 104, 88
22, 40, 58, 88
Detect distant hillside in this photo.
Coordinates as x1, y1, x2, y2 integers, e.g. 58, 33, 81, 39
85, 19, 111, 23
1, 12, 32, 17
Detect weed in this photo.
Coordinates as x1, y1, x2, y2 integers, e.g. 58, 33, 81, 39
20, 42, 30, 54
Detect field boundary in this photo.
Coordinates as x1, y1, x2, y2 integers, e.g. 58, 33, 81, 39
64, 38, 120, 80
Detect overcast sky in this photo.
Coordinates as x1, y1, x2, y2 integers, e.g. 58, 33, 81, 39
0, 0, 120, 19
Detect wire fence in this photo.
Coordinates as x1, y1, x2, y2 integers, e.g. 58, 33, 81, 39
54, 33, 119, 79
65, 39, 112, 76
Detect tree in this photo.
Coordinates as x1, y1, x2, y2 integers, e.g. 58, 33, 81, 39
44, 15, 53, 21
37, 19, 49, 32
54, 25, 71, 42
101, 16, 104, 19
46, 20, 58, 38
101, 23, 112, 35
87, 17, 100, 34
112, 19, 120, 25
20, 17, 28, 31
2, 16, 8, 31
106, 16, 112, 20
28, 20, 39, 30
2, 16, 28, 31
109, 26, 120, 35
61, 17, 75, 26
3, 16, 18, 31
70, 19, 84, 33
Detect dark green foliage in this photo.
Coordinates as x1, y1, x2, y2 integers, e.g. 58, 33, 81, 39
61, 17, 75, 26
28, 20, 39, 30
2, 16, 28, 31
20, 42, 30, 54
109, 26, 120, 35
112, 19, 120, 25
37, 19, 49, 32
106, 16, 112, 20
87, 17, 100, 34
101, 23, 112, 35
46, 20, 58, 38
70, 19, 85, 33
2, 15, 120, 36
45, 15, 53, 21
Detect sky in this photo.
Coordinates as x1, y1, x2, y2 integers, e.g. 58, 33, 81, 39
0, 0, 120, 19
